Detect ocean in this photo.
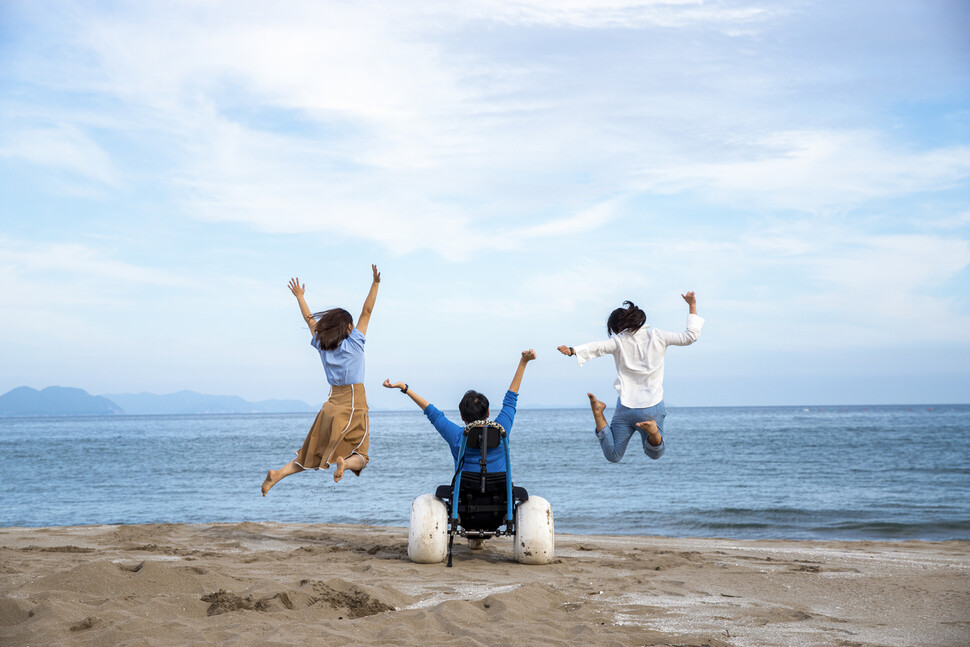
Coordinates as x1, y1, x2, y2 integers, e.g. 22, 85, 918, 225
2, 405, 968, 541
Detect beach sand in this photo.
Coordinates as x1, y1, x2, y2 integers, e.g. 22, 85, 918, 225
1, 523, 967, 646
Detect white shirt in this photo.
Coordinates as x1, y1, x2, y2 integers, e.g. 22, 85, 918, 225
574, 313, 705, 408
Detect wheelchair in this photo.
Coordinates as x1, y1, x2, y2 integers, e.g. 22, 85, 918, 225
407, 420, 554, 566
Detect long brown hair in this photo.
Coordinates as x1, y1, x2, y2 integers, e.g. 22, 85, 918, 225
313, 308, 353, 351
607, 301, 646, 335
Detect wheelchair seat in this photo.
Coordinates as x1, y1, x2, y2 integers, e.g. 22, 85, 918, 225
435, 472, 528, 532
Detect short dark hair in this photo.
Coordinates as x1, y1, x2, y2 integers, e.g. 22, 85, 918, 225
607, 300, 646, 335
313, 308, 354, 351
458, 390, 489, 423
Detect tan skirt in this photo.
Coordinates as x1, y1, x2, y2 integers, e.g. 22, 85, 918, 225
294, 383, 369, 476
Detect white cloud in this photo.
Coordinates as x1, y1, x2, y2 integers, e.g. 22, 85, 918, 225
0, 3, 788, 229
465, 0, 782, 29
0, 238, 191, 288
75, 4, 471, 122
922, 210, 970, 230
4, 1, 967, 258
634, 130, 970, 212
0, 239, 198, 350
0, 124, 120, 187
513, 197, 624, 240
808, 234, 970, 326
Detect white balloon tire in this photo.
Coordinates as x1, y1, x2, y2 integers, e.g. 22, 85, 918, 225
514, 496, 554, 565
407, 494, 449, 563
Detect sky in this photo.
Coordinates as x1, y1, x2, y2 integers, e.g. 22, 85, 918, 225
1, 0, 969, 409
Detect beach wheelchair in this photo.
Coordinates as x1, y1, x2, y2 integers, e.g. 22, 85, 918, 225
407, 420, 554, 566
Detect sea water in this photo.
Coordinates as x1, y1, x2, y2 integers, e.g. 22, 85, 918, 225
1, 405, 968, 540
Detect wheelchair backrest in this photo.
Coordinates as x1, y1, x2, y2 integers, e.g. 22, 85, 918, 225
459, 472, 508, 498
456, 472, 509, 532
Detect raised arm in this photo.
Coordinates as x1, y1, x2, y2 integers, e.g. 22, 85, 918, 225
508, 349, 536, 394
383, 379, 430, 411
288, 278, 316, 335
356, 264, 381, 336
657, 291, 704, 346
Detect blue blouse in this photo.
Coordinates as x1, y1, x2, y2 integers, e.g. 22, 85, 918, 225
311, 328, 366, 386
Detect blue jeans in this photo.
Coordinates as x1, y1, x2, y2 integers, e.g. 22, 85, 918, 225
596, 399, 666, 462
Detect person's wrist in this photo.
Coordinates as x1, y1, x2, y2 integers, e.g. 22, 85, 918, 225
401, 384, 408, 394
569, 346, 575, 356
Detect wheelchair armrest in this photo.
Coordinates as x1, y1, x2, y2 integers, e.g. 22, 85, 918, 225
435, 485, 453, 501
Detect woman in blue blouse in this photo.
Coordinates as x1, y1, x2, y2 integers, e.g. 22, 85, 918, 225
262, 265, 381, 496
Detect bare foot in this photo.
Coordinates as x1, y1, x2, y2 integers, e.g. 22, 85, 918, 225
261, 470, 276, 497
636, 420, 663, 446
333, 456, 345, 483
587, 393, 608, 435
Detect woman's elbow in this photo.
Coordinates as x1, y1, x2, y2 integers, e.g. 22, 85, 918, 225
683, 330, 701, 345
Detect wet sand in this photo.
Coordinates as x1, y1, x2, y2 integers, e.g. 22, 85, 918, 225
1, 522, 967, 646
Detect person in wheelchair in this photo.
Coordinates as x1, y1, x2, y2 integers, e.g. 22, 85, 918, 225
385, 350, 553, 566
383, 350, 536, 530
382, 348, 536, 473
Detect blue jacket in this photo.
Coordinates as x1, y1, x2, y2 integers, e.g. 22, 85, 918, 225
423, 390, 518, 473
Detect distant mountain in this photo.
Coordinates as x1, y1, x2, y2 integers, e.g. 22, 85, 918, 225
0, 386, 123, 417
0, 387, 314, 417
102, 390, 315, 415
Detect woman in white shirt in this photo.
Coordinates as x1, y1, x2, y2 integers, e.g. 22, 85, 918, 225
557, 292, 704, 462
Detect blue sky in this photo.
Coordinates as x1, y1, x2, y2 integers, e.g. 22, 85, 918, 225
1, 0, 968, 409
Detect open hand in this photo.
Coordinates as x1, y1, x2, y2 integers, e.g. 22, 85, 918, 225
288, 278, 305, 297
556, 345, 572, 356
521, 349, 537, 362
372, 264, 381, 283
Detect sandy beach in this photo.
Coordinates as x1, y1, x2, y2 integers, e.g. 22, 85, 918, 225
1, 522, 967, 646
